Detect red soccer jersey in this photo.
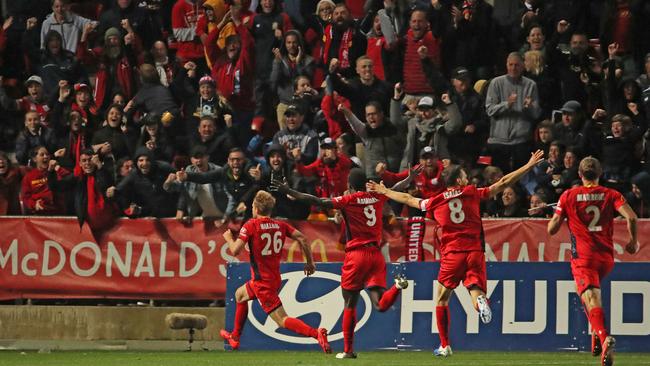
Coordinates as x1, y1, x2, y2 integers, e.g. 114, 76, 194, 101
419, 185, 490, 255
332, 191, 387, 250
555, 185, 626, 261
238, 217, 296, 285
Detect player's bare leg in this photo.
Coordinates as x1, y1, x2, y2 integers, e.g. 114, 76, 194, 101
268, 306, 331, 353
368, 276, 407, 313
581, 287, 615, 366
434, 283, 454, 357
336, 289, 360, 359
220, 284, 251, 350
469, 286, 492, 324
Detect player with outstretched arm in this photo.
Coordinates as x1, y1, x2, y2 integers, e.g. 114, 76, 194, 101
272, 169, 409, 359
547, 157, 638, 366
367, 150, 544, 357
220, 190, 331, 353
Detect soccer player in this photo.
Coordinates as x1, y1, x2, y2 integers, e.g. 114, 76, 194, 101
547, 157, 638, 366
272, 169, 409, 359
367, 150, 544, 357
220, 190, 331, 353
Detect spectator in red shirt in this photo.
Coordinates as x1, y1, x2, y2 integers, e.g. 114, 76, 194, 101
293, 137, 352, 199
205, 15, 255, 130
172, 0, 205, 66
323, 3, 367, 79
396, 9, 441, 96
21, 146, 70, 215
77, 26, 140, 111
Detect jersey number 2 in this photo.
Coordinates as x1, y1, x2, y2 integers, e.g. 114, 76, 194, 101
449, 198, 465, 224
585, 205, 602, 232
261, 231, 283, 255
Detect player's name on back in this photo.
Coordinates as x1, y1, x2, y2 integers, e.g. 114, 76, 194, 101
260, 223, 280, 230
443, 189, 463, 200
356, 197, 379, 204
576, 193, 604, 202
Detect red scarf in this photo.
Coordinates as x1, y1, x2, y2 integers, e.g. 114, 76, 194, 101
70, 133, 85, 168
323, 24, 354, 69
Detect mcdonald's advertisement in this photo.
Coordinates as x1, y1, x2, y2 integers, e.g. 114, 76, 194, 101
0, 217, 648, 300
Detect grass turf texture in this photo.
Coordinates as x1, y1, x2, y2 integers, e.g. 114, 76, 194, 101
1, 351, 650, 366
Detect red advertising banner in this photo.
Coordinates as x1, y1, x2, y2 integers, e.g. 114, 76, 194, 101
0, 217, 648, 300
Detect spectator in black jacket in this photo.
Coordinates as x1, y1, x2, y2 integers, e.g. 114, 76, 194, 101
176, 147, 259, 223
189, 115, 235, 166
91, 104, 137, 161
49, 149, 118, 230
109, 147, 177, 218
448, 67, 488, 168
260, 143, 310, 219
15, 111, 57, 165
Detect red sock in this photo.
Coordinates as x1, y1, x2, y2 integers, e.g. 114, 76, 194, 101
343, 308, 356, 354
284, 317, 318, 338
378, 286, 400, 312
232, 302, 248, 338
589, 307, 609, 345
436, 306, 450, 348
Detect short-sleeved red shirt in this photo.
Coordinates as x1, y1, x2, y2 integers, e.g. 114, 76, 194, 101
332, 191, 387, 250
419, 185, 490, 255
555, 185, 626, 261
238, 217, 296, 285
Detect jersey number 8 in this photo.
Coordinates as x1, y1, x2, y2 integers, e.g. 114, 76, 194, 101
449, 198, 465, 224
261, 231, 283, 255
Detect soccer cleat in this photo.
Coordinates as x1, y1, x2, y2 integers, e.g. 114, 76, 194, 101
220, 329, 240, 350
592, 333, 602, 357
601, 336, 615, 366
433, 345, 453, 357
394, 274, 409, 290
335, 352, 357, 359
317, 328, 331, 354
476, 295, 492, 324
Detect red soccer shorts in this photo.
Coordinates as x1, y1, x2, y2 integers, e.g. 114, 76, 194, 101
571, 258, 614, 295
246, 279, 282, 314
341, 245, 387, 291
438, 251, 487, 292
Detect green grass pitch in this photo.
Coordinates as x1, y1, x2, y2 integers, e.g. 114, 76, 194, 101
1, 351, 650, 366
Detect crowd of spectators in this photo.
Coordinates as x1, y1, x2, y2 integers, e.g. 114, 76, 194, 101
1, 0, 650, 229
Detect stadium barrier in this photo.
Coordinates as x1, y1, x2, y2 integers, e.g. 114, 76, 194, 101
0, 217, 648, 300
225, 262, 650, 352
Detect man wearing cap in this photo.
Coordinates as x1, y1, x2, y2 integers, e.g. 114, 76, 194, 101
0, 75, 50, 126
163, 145, 227, 223
272, 103, 319, 165
377, 146, 446, 210
448, 67, 488, 167
77, 26, 139, 110
97, 0, 155, 49
180, 74, 232, 133
293, 137, 353, 199
392, 91, 462, 170
552, 100, 586, 150
485, 52, 541, 173
339, 101, 404, 180
109, 147, 178, 218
